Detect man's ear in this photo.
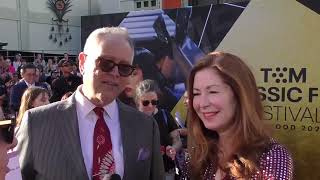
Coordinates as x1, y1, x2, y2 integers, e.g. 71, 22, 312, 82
78, 52, 86, 75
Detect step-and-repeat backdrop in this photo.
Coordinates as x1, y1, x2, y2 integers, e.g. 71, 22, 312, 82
81, 1, 320, 178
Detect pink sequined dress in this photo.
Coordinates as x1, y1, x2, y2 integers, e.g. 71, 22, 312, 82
179, 140, 293, 180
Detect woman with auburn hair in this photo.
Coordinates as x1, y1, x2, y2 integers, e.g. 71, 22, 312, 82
16, 87, 49, 128
182, 52, 293, 179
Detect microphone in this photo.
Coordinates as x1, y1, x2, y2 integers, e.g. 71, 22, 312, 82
110, 174, 121, 180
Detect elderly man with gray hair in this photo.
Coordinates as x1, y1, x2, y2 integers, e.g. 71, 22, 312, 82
17, 27, 164, 180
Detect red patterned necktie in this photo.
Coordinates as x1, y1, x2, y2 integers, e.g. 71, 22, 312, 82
92, 107, 115, 180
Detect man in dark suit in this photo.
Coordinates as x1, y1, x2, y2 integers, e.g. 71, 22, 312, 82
50, 59, 82, 102
17, 27, 164, 180
9, 63, 47, 113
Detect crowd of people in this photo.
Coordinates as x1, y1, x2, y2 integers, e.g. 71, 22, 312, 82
0, 27, 294, 180
0, 52, 82, 118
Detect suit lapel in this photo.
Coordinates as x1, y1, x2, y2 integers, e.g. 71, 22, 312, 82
21, 81, 28, 88
118, 101, 135, 178
57, 95, 89, 179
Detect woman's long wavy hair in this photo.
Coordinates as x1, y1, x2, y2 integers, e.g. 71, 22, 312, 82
16, 87, 48, 126
187, 52, 271, 179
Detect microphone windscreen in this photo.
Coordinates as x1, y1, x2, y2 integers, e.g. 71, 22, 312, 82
110, 174, 121, 180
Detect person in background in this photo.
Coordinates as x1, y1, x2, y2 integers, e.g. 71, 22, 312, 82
35, 65, 47, 83
182, 52, 293, 179
135, 79, 181, 180
118, 48, 146, 107
72, 62, 81, 77
15, 87, 49, 132
5, 73, 19, 96
40, 57, 46, 69
46, 58, 55, 75
16, 59, 27, 79
13, 54, 22, 72
0, 73, 19, 117
9, 64, 47, 113
0, 72, 9, 117
52, 57, 59, 72
5, 59, 15, 74
0, 55, 6, 75
0, 119, 17, 180
33, 54, 42, 67
63, 53, 69, 61
119, 47, 178, 111
0, 81, 6, 120
35, 67, 52, 97
17, 27, 164, 180
0, 108, 4, 122
50, 59, 82, 102
47, 70, 60, 85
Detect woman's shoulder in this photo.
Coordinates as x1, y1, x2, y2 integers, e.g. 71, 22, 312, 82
261, 139, 292, 160
256, 139, 294, 179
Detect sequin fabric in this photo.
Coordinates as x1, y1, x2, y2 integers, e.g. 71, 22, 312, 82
179, 141, 293, 180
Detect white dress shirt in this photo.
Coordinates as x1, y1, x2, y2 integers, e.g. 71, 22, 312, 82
23, 80, 35, 87
75, 87, 124, 179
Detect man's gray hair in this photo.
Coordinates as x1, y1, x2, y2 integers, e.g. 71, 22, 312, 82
83, 27, 134, 54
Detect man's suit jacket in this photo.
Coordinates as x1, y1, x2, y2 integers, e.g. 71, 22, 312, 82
17, 95, 164, 180
10, 80, 47, 112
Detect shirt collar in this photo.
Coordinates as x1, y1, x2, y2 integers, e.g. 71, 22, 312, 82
75, 85, 118, 121
24, 80, 35, 87
104, 98, 117, 122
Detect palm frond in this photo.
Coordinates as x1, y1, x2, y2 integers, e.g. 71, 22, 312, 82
47, 0, 56, 12
64, 0, 73, 12
47, 0, 73, 22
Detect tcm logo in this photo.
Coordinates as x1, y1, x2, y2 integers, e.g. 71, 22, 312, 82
258, 67, 318, 103
260, 67, 306, 83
